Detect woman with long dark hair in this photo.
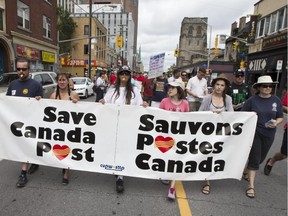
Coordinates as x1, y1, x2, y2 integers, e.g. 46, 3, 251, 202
198, 73, 234, 195
99, 65, 143, 193
50, 72, 80, 185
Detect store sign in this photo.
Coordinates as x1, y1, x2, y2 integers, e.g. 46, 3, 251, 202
62, 59, 97, 67
247, 15, 258, 44
16, 45, 39, 60
262, 33, 287, 50
248, 58, 267, 71
41, 51, 55, 63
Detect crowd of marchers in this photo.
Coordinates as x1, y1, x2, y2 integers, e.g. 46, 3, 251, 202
5, 58, 287, 201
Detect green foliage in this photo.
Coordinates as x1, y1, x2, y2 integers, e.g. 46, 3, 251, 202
57, 7, 76, 54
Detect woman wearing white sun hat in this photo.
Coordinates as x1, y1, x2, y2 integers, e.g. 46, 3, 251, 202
241, 75, 283, 198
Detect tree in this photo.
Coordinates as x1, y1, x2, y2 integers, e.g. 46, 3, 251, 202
57, 7, 76, 54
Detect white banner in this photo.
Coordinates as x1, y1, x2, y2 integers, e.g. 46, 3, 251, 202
0, 95, 257, 181
148, 53, 165, 79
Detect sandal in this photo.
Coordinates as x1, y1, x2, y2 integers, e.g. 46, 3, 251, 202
201, 184, 210, 195
264, 158, 273, 176
242, 172, 249, 181
246, 187, 255, 199
62, 169, 69, 185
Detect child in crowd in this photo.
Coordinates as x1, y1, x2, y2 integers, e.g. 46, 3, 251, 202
159, 80, 189, 200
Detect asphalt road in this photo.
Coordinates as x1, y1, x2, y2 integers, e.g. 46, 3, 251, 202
0, 94, 287, 216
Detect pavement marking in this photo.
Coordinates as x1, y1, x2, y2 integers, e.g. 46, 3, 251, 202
176, 181, 192, 216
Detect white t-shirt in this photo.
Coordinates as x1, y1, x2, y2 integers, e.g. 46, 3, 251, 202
168, 76, 182, 83
104, 86, 143, 105
186, 76, 208, 102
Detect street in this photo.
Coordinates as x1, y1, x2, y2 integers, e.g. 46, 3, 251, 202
0, 95, 287, 216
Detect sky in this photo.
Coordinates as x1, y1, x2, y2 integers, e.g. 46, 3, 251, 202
137, 0, 259, 71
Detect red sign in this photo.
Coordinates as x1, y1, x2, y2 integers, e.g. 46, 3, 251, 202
16, 45, 40, 60
62, 59, 97, 67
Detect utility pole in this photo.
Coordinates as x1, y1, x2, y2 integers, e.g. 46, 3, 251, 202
88, 0, 92, 78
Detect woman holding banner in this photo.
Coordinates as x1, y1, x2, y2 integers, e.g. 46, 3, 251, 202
198, 73, 233, 195
50, 72, 80, 185
241, 75, 283, 198
99, 65, 143, 193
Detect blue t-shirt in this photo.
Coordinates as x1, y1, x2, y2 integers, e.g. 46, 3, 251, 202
6, 78, 43, 97
241, 95, 283, 139
152, 78, 168, 102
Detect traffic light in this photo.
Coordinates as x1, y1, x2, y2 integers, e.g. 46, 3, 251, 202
67, 54, 71, 64
214, 36, 218, 55
174, 48, 179, 57
60, 57, 65, 65
232, 41, 239, 52
116, 35, 123, 48
240, 61, 245, 68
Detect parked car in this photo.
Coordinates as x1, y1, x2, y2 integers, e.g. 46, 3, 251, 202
0, 71, 57, 98
70, 77, 94, 98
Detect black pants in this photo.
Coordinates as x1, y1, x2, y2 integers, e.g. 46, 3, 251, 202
95, 88, 104, 102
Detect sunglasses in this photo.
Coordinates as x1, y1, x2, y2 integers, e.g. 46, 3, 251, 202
17, 68, 28, 71
261, 84, 273, 88
236, 75, 244, 78
119, 71, 130, 76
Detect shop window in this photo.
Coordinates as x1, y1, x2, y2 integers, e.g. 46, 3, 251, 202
17, 0, 30, 30
43, 16, 51, 38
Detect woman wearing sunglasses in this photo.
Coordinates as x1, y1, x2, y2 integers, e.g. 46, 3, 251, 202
99, 65, 143, 193
241, 75, 283, 198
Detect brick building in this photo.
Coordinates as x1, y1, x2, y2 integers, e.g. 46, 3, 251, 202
0, 0, 58, 76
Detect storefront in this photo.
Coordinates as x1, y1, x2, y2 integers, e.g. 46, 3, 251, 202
247, 32, 287, 97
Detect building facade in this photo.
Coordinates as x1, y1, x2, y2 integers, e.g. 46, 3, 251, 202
247, 0, 287, 97
0, 0, 58, 77
74, 4, 135, 68
60, 15, 108, 77
57, 0, 82, 13
81, 0, 138, 69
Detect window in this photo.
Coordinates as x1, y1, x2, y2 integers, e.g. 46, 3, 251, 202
256, 7, 288, 38
0, 9, 3, 31
17, 0, 30, 30
264, 16, 270, 35
84, 25, 89, 35
188, 26, 193, 36
196, 26, 202, 37
269, 12, 277, 33
43, 16, 51, 38
84, 45, 88, 54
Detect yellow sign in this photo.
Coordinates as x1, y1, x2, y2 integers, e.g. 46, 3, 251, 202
116, 36, 123, 48
41, 51, 56, 63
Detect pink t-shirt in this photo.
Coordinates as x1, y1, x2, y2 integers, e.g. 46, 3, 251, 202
159, 97, 189, 112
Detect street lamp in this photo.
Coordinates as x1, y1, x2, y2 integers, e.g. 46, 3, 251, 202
200, 19, 212, 69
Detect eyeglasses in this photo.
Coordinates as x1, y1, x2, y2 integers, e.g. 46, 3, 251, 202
236, 75, 244, 78
261, 84, 273, 88
17, 68, 28, 71
119, 71, 130, 76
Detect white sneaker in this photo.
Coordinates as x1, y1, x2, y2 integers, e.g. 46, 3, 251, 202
167, 187, 175, 200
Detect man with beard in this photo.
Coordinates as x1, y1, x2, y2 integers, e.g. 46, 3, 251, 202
6, 58, 43, 188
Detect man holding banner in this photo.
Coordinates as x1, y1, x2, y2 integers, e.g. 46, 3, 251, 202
6, 58, 43, 188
